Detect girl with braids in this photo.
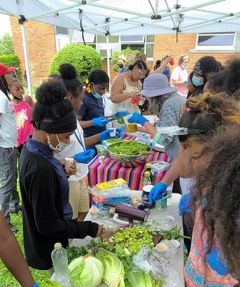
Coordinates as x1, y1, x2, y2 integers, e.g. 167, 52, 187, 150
194, 126, 240, 284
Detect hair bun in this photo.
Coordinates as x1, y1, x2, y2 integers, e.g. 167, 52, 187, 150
59, 63, 77, 79
36, 79, 67, 105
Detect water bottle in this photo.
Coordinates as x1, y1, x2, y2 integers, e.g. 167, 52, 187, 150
51, 242, 72, 287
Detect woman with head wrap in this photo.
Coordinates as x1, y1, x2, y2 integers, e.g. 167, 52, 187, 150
19, 80, 105, 271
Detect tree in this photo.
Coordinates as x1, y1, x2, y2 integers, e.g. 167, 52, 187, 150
111, 47, 142, 72
49, 43, 102, 82
0, 33, 14, 55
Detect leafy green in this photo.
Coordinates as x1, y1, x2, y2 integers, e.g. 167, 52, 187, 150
96, 249, 125, 287
67, 246, 87, 263
105, 138, 123, 144
126, 269, 164, 287
108, 141, 150, 156
160, 225, 188, 241
69, 256, 103, 287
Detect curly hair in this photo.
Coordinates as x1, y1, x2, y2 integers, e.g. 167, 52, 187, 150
195, 126, 240, 278
178, 91, 240, 146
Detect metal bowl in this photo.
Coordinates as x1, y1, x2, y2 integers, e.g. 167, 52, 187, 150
107, 141, 151, 164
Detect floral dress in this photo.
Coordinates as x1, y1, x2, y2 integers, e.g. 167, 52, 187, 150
185, 208, 238, 287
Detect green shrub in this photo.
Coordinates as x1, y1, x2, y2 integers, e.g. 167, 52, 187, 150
0, 54, 21, 79
111, 47, 141, 72
49, 44, 102, 82
0, 33, 14, 55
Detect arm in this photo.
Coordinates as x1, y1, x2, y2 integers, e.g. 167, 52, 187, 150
85, 134, 100, 147
78, 115, 94, 129
150, 57, 171, 75
28, 168, 98, 239
0, 212, 35, 287
110, 75, 138, 104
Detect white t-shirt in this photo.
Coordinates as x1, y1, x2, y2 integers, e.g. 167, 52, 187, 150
54, 121, 88, 181
171, 66, 188, 96
0, 90, 17, 148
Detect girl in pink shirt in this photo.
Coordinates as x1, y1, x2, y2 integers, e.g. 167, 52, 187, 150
10, 79, 34, 154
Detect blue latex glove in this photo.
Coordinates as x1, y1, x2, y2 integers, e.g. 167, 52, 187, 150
149, 182, 168, 206
74, 149, 95, 164
206, 248, 229, 276
92, 116, 109, 127
32, 284, 39, 287
100, 128, 124, 142
128, 113, 149, 126
178, 193, 192, 216
113, 110, 129, 119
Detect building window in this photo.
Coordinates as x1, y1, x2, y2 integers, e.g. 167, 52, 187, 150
120, 35, 144, 43
196, 33, 236, 51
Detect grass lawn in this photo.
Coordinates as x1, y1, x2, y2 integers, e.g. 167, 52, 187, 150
0, 212, 50, 287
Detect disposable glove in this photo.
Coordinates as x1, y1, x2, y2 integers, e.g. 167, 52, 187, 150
100, 127, 125, 142
206, 248, 229, 276
113, 110, 129, 118
74, 149, 95, 164
128, 112, 149, 126
149, 182, 168, 205
92, 116, 109, 127
178, 192, 192, 216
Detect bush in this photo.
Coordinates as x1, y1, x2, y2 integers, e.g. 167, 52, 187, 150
111, 47, 142, 72
0, 54, 21, 79
49, 44, 102, 82
0, 33, 14, 55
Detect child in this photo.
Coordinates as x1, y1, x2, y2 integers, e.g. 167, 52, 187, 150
78, 69, 110, 138
195, 126, 240, 282
55, 64, 123, 221
10, 79, 34, 154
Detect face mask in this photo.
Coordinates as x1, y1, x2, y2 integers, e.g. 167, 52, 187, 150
92, 87, 102, 100
46, 134, 68, 153
192, 75, 204, 87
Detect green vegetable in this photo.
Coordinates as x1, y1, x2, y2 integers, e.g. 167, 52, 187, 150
108, 141, 150, 156
96, 249, 125, 287
160, 225, 187, 241
126, 269, 164, 287
109, 226, 154, 255
69, 256, 103, 287
42, 280, 62, 287
106, 138, 123, 144
67, 246, 87, 262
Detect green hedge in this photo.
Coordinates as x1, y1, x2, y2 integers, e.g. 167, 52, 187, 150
49, 44, 102, 82
0, 54, 21, 79
111, 47, 141, 72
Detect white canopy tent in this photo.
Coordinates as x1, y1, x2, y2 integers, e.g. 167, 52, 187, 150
1, 0, 240, 95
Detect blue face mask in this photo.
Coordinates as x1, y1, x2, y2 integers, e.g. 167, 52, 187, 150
92, 92, 102, 100
192, 75, 204, 87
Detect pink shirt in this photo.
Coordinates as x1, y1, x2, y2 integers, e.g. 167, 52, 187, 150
171, 65, 188, 96
11, 101, 34, 146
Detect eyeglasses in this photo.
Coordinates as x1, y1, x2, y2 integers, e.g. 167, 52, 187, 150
138, 69, 145, 79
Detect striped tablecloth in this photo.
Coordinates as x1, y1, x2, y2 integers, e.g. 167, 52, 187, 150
88, 137, 168, 190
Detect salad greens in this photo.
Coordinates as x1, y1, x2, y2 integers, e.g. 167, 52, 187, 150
67, 246, 87, 263
106, 138, 123, 144
108, 141, 150, 156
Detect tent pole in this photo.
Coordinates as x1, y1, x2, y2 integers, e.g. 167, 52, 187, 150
19, 18, 32, 97
106, 35, 111, 81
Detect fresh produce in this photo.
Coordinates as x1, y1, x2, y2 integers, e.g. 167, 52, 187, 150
96, 249, 125, 287
105, 138, 123, 144
108, 141, 150, 156
160, 225, 186, 241
43, 280, 62, 287
108, 226, 155, 256
67, 246, 87, 262
126, 269, 164, 287
68, 256, 104, 287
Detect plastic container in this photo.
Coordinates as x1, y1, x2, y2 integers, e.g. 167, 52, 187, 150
142, 184, 154, 206
51, 243, 72, 287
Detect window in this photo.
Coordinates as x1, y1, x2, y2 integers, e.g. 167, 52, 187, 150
120, 35, 144, 43
196, 33, 236, 51
97, 35, 119, 43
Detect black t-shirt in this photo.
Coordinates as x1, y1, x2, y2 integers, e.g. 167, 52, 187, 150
78, 92, 106, 137
19, 145, 98, 270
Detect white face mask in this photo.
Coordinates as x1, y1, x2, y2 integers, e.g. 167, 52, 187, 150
46, 134, 68, 153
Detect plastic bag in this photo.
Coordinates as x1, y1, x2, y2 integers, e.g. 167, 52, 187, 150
133, 247, 168, 279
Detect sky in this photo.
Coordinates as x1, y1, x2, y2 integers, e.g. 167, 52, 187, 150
0, 14, 12, 38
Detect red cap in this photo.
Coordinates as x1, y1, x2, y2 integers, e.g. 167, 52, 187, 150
0, 63, 16, 77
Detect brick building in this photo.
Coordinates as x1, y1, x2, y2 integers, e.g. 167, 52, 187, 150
10, 17, 240, 85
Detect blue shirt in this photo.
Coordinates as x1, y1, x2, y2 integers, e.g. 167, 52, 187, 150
26, 137, 73, 220
78, 92, 106, 137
